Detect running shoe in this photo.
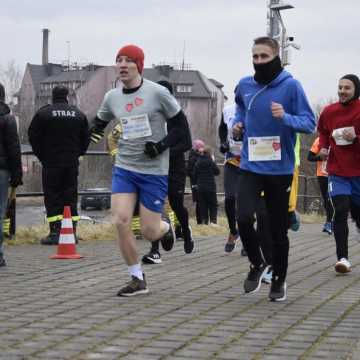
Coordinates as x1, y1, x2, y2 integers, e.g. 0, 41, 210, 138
117, 275, 149, 297
183, 225, 194, 254
269, 276, 287, 302
142, 251, 162, 265
289, 211, 300, 232
262, 266, 273, 284
322, 221, 332, 235
240, 247, 248, 257
335, 258, 351, 274
224, 233, 238, 254
244, 263, 269, 293
175, 224, 183, 240
160, 217, 175, 251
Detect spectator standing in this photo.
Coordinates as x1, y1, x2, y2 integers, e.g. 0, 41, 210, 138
187, 139, 205, 224
0, 83, 23, 266
192, 145, 220, 225
28, 86, 90, 245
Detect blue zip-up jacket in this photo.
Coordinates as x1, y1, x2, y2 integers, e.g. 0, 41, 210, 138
234, 70, 315, 175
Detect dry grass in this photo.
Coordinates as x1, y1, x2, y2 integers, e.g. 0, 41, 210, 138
7, 213, 323, 246
9, 217, 229, 245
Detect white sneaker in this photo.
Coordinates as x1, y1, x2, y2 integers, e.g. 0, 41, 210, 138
335, 258, 352, 274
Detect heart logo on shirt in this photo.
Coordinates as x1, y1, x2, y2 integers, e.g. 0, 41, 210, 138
134, 97, 144, 106
125, 103, 134, 112
272, 142, 281, 151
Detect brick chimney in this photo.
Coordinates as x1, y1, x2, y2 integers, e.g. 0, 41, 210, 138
42, 28, 49, 65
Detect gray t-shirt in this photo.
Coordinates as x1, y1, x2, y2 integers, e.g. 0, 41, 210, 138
97, 79, 181, 175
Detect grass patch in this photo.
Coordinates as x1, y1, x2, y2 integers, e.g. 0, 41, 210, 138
8, 217, 229, 245
7, 213, 323, 246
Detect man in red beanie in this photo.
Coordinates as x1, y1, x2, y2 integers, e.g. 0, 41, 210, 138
90, 44, 192, 296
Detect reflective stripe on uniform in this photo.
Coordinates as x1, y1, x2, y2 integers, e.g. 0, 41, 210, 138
47, 215, 63, 223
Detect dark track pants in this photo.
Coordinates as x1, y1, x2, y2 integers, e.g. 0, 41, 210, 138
236, 170, 292, 281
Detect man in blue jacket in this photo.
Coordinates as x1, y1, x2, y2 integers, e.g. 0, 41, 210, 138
233, 36, 315, 302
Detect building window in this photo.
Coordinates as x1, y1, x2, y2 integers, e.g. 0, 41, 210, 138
176, 85, 192, 93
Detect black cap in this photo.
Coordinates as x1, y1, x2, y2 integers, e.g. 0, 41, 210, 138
157, 80, 173, 95
0, 83, 5, 102
52, 86, 69, 102
341, 74, 360, 100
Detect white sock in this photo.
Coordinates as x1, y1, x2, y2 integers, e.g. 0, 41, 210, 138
128, 264, 143, 280
162, 221, 170, 234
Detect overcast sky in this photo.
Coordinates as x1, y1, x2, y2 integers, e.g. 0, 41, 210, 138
1, 0, 359, 105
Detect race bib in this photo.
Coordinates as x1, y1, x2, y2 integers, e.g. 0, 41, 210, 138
332, 126, 355, 145
120, 114, 152, 140
229, 138, 243, 156
248, 136, 281, 161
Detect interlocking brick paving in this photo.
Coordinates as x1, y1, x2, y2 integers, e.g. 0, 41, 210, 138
0, 223, 360, 359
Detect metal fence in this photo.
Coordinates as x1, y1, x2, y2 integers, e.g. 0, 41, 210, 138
8, 151, 324, 237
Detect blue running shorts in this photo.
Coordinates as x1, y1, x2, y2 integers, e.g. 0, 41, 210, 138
328, 175, 360, 206
112, 167, 168, 213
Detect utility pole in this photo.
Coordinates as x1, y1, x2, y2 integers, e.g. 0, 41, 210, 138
266, 0, 300, 66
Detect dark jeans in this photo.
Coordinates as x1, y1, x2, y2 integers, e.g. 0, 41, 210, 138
42, 167, 79, 222
198, 190, 218, 224
0, 169, 9, 256
236, 170, 293, 280
317, 176, 333, 222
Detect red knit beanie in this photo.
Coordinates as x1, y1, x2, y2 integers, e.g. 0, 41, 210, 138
116, 45, 145, 74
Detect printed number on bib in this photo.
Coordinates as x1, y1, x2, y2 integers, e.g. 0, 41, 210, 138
120, 114, 152, 140
248, 136, 281, 161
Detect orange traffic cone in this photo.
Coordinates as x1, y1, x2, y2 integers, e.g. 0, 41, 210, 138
50, 206, 82, 259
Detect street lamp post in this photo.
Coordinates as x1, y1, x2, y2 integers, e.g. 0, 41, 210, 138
267, 0, 300, 66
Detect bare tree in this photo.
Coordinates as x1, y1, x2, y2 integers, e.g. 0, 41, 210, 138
312, 97, 337, 121
0, 60, 22, 105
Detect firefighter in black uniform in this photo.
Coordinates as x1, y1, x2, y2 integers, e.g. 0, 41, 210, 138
28, 86, 90, 245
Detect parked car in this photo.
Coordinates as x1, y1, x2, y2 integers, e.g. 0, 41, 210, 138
80, 188, 111, 210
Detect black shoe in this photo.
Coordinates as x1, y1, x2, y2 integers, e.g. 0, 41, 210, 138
142, 251, 162, 265
269, 276, 287, 302
244, 263, 269, 293
241, 247, 247, 257
40, 234, 59, 245
183, 225, 194, 254
160, 217, 175, 251
117, 275, 149, 297
175, 224, 183, 240
0, 256, 6, 267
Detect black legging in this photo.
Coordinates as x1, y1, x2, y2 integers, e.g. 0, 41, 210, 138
331, 195, 360, 260
151, 178, 190, 253
225, 197, 237, 235
317, 176, 333, 222
331, 195, 350, 260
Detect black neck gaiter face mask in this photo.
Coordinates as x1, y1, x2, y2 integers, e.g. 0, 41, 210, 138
253, 56, 283, 85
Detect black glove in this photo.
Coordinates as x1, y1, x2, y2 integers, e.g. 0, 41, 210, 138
144, 141, 167, 158
10, 175, 23, 187
219, 142, 230, 154
90, 128, 104, 144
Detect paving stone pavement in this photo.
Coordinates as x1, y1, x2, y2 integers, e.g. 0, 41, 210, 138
1, 223, 360, 360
